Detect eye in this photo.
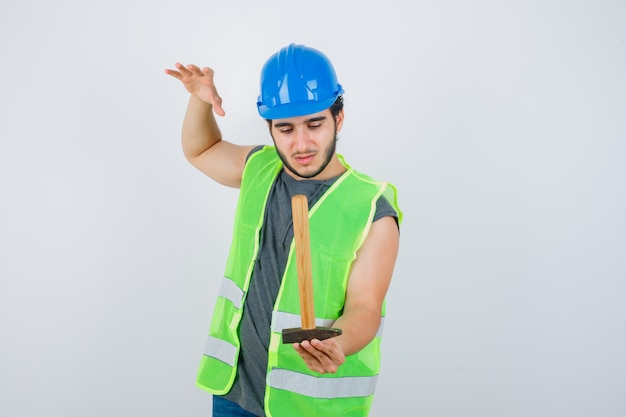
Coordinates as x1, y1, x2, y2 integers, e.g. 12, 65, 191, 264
308, 123, 321, 129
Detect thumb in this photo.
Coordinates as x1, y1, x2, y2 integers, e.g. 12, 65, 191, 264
212, 96, 226, 117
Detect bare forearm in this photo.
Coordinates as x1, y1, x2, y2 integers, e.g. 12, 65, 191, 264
333, 306, 382, 356
181, 95, 222, 161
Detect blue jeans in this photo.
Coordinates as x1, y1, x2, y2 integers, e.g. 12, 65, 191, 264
212, 396, 260, 417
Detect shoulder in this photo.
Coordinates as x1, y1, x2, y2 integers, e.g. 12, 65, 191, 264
245, 145, 266, 162
341, 159, 402, 226
374, 195, 399, 226
244, 145, 280, 166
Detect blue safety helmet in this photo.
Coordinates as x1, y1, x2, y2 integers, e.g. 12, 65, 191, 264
256, 43, 344, 120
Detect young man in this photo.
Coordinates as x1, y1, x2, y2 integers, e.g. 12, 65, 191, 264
165, 43, 402, 417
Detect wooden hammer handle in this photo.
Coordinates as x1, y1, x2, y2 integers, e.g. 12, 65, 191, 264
292, 194, 315, 330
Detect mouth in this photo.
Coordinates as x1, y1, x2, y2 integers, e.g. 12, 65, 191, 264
294, 154, 315, 165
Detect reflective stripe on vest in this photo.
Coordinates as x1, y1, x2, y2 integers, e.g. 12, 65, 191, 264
268, 368, 379, 399
218, 277, 244, 309
204, 336, 237, 367
201, 277, 245, 367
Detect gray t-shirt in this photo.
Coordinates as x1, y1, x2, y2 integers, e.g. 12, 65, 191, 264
223, 150, 397, 416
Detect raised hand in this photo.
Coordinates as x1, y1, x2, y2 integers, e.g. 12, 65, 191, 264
165, 63, 225, 116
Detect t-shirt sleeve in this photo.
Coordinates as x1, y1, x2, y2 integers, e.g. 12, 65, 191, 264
374, 194, 399, 228
246, 145, 265, 163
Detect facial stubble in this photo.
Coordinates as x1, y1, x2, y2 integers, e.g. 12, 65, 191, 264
272, 125, 338, 180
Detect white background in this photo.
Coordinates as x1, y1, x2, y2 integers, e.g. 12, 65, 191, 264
1, 1, 625, 416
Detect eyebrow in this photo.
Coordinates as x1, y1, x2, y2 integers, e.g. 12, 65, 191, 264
274, 116, 327, 128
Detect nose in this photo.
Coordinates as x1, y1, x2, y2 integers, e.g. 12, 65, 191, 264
294, 127, 309, 151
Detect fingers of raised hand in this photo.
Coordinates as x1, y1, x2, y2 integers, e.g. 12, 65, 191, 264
164, 66, 182, 80
172, 62, 192, 77
164, 63, 191, 79
182, 64, 203, 77
165, 63, 213, 79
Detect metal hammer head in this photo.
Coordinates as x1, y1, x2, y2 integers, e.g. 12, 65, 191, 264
282, 326, 342, 344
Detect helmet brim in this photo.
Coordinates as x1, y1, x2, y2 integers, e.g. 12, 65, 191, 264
257, 92, 342, 120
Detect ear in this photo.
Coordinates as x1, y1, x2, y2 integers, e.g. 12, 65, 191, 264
335, 109, 345, 133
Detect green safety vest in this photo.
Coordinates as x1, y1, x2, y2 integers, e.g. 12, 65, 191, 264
196, 146, 402, 416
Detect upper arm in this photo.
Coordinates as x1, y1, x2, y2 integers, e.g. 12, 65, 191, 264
186, 141, 257, 188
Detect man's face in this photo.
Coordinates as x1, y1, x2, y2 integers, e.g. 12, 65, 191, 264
270, 109, 344, 180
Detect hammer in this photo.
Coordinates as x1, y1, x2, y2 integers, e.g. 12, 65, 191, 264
281, 194, 342, 344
